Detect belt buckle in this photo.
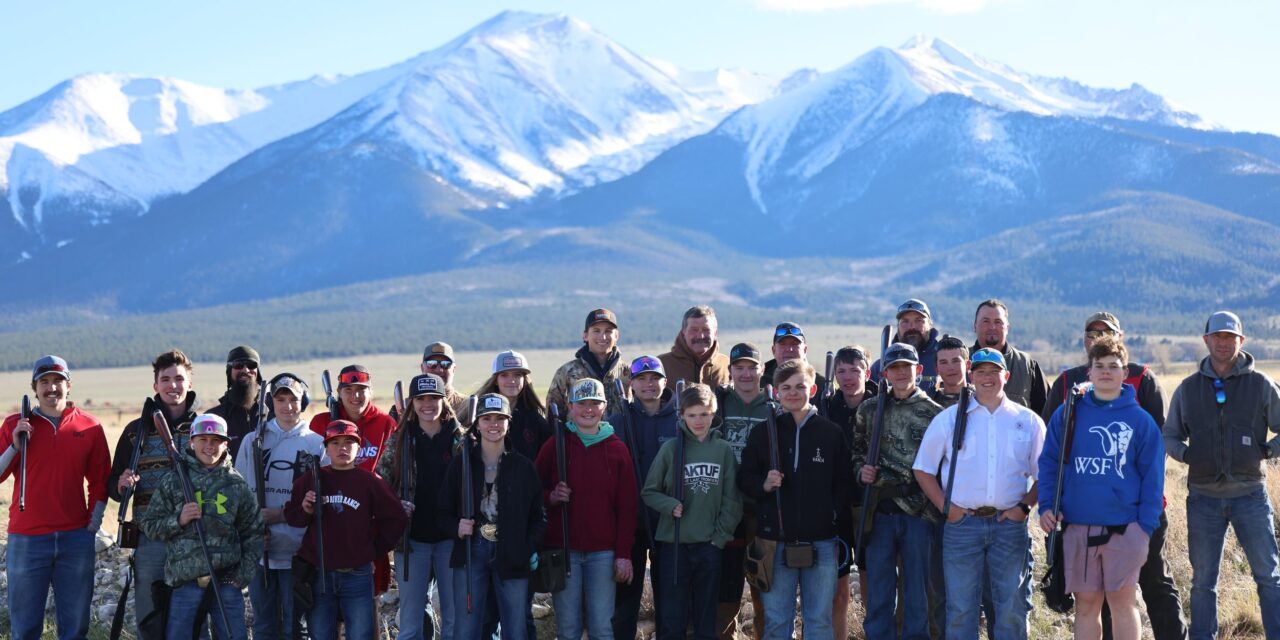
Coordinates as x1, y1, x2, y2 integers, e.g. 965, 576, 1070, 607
480, 523, 498, 542
196, 575, 212, 588
972, 506, 999, 518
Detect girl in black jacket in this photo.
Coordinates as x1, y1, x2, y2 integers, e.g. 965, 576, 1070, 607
440, 393, 547, 640
474, 350, 551, 460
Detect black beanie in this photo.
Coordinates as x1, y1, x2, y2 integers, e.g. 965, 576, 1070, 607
226, 345, 261, 365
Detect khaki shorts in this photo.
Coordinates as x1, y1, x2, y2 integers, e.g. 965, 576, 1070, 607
1063, 522, 1149, 593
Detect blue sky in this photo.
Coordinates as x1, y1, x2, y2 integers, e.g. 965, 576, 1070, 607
3, 0, 1276, 133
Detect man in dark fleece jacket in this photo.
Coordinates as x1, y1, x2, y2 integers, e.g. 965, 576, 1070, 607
536, 378, 637, 640
973, 299, 1047, 415
1039, 337, 1164, 640
1042, 312, 1185, 640
869, 299, 944, 389
1163, 311, 1280, 640
738, 360, 850, 640
285, 420, 408, 640
207, 345, 265, 460
607, 355, 679, 640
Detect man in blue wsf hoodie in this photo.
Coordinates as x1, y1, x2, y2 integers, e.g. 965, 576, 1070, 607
1038, 337, 1165, 640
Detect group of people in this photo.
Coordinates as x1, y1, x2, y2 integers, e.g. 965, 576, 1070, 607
2, 300, 1279, 640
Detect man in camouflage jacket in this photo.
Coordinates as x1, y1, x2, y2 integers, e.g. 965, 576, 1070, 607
140, 414, 264, 640
851, 343, 943, 640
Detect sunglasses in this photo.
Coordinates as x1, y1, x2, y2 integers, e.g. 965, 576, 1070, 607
630, 356, 664, 377
1213, 378, 1226, 405
339, 371, 371, 385
897, 301, 928, 315
423, 358, 454, 369
970, 349, 1005, 369
231, 361, 258, 371
1084, 330, 1118, 340
36, 363, 67, 375
774, 325, 803, 338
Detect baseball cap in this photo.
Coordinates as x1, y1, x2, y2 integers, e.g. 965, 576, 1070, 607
190, 414, 230, 440
896, 299, 932, 320
475, 393, 512, 419
31, 355, 71, 382
1204, 311, 1244, 337
570, 378, 607, 403
1084, 312, 1122, 333
324, 420, 362, 444
270, 374, 307, 399
409, 373, 446, 398
970, 348, 1008, 370
729, 343, 762, 365
584, 308, 619, 331
423, 342, 455, 362
492, 350, 531, 375
226, 345, 260, 366
882, 343, 920, 367
630, 355, 666, 378
773, 322, 805, 344
338, 364, 371, 388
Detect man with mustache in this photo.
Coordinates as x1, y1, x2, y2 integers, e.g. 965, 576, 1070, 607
972, 299, 1047, 415
871, 299, 943, 389
660, 305, 731, 387
208, 345, 266, 460
2, 355, 111, 640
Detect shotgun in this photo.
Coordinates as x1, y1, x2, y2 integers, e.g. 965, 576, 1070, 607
820, 351, 835, 418
672, 379, 686, 586
252, 382, 272, 576
1045, 385, 1084, 572
461, 394, 479, 612
550, 402, 570, 578
397, 390, 413, 582
18, 395, 30, 511
110, 402, 148, 639
321, 370, 339, 420
940, 386, 971, 519
764, 385, 785, 542
854, 325, 892, 559
613, 379, 655, 552
309, 451, 327, 594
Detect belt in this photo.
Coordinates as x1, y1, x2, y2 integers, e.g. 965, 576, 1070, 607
969, 506, 999, 518
480, 523, 498, 542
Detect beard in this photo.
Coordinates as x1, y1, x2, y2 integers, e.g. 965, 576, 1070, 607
902, 330, 927, 350
227, 376, 259, 409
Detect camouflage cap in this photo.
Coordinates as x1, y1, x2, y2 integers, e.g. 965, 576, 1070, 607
570, 378, 607, 403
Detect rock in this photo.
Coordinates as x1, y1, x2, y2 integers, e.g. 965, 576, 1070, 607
98, 603, 117, 621
532, 603, 552, 619
380, 590, 399, 605
95, 529, 115, 553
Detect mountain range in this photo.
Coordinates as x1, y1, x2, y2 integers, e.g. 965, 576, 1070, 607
2, 11, 1278, 363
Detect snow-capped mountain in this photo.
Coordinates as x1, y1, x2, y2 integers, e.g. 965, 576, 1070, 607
721, 36, 1218, 214
0, 11, 792, 261
289, 10, 789, 201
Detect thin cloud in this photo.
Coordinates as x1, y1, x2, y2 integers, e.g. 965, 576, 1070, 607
756, 0, 993, 14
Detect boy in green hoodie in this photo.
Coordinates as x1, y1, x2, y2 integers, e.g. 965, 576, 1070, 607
140, 413, 264, 640
644, 383, 743, 640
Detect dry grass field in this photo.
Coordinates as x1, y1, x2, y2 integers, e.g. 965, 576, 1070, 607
2, 327, 1278, 638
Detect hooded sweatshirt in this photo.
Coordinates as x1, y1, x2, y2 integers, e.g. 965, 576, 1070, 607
139, 448, 264, 587
233, 418, 326, 568
1038, 384, 1165, 535
610, 396, 679, 541
534, 420, 637, 558
659, 334, 730, 387
283, 463, 409, 571
1163, 351, 1280, 498
1, 403, 110, 536
738, 409, 850, 543
642, 422, 742, 548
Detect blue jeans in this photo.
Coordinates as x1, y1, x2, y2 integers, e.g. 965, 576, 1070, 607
5, 528, 96, 640
308, 564, 375, 640
864, 513, 931, 640
453, 537, 529, 640
941, 515, 1032, 640
248, 564, 295, 640
398, 538, 456, 640
656, 541, 721, 640
168, 581, 248, 640
1186, 488, 1280, 640
760, 538, 838, 640
552, 550, 616, 640
134, 532, 169, 637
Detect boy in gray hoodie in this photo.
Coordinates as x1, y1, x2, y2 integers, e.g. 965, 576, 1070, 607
644, 384, 744, 640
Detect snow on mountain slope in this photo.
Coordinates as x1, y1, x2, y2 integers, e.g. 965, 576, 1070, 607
317, 11, 788, 200
720, 36, 1217, 213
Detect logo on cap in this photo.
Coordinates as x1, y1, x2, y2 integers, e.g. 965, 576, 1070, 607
484, 396, 504, 409
503, 356, 523, 368
416, 377, 439, 392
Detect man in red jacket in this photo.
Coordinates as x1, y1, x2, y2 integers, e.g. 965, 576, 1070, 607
1, 355, 111, 640
536, 378, 638, 640
308, 363, 398, 596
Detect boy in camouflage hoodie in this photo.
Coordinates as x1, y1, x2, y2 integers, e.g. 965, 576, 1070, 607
851, 343, 943, 640
140, 413, 264, 640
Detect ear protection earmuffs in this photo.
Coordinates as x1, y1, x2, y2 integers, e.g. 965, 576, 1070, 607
268, 373, 311, 412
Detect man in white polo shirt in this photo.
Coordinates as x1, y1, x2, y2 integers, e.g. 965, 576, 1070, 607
912, 348, 1046, 639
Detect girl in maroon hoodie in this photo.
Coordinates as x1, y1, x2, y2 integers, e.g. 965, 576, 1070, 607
534, 378, 637, 640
